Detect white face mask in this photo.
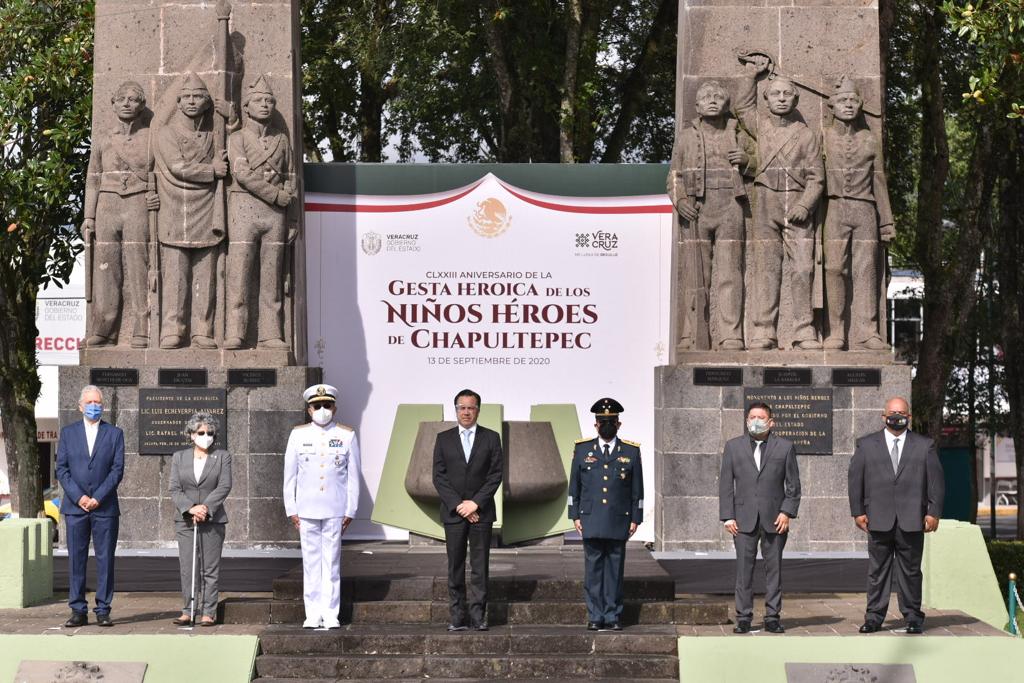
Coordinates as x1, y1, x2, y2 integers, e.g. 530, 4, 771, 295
312, 407, 334, 426
747, 418, 770, 437
193, 434, 214, 450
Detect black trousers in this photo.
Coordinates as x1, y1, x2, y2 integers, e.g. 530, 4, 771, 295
866, 526, 925, 626
583, 538, 626, 624
733, 525, 787, 623
443, 520, 492, 626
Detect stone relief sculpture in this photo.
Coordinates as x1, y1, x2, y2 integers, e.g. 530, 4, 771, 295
667, 81, 754, 352
734, 54, 825, 351
224, 75, 297, 350
82, 81, 158, 349
153, 72, 233, 350
822, 76, 893, 351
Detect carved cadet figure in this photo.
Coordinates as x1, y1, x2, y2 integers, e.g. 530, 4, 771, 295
82, 81, 158, 348
735, 56, 825, 350
667, 81, 753, 351
154, 72, 231, 350
224, 75, 297, 350
822, 76, 893, 350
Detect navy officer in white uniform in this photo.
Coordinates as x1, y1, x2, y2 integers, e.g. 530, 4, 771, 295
568, 397, 644, 631
283, 383, 362, 629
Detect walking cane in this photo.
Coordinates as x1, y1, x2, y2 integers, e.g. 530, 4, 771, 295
189, 519, 199, 625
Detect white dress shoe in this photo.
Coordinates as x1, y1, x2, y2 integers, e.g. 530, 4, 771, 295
302, 617, 321, 629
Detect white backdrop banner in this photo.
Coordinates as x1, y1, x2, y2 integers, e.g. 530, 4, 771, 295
305, 173, 672, 541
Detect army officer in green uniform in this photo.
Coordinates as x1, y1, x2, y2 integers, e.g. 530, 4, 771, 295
568, 398, 644, 631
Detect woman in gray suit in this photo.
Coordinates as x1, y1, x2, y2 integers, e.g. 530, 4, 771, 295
168, 411, 232, 626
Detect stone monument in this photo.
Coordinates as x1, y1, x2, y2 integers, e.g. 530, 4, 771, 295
59, 0, 314, 549
657, 0, 908, 551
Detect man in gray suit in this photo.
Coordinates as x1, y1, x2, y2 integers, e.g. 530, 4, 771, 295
848, 396, 944, 634
719, 401, 801, 633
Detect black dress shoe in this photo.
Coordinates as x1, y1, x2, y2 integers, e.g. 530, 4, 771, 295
764, 621, 785, 634
587, 621, 602, 631
732, 621, 751, 634
447, 623, 468, 632
608, 621, 623, 631
905, 623, 923, 634
63, 612, 88, 628
96, 614, 113, 627
473, 622, 489, 631
859, 622, 881, 633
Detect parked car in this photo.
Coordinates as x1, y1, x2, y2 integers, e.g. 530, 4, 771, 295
0, 487, 62, 542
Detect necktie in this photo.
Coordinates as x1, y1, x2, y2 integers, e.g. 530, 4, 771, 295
462, 429, 472, 462
753, 441, 762, 471
603, 444, 610, 458
890, 438, 900, 475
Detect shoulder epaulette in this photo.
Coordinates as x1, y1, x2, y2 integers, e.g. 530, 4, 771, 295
574, 437, 591, 444
292, 422, 310, 430
336, 423, 354, 432
621, 439, 641, 448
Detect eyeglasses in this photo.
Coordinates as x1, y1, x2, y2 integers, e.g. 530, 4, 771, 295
194, 430, 214, 436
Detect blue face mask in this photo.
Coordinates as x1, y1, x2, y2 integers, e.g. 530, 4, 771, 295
83, 403, 103, 421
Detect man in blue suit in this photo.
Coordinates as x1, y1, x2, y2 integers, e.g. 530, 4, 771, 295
568, 398, 644, 631
56, 384, 125, 627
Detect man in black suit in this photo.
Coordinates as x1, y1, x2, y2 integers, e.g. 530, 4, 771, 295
55, 385, 125, 628
719, 401, 801, 634
432, 388, 503, 631
848, 396, 944, 634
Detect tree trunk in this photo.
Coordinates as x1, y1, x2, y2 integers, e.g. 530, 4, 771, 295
994, 128, 1024, 539
0, 279, 43, 518
358, 76, 386, 162
600, 0, 676, 163
559, 0, 583, 162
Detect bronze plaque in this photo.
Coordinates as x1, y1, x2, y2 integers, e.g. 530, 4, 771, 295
764, 367, 812, 386
833, 367, 882, 386
158, 368, 208, 387
227, 368, 277, 387
139, 388, 227, 455
744, 387, 833, 454
89, 368, 140, 386
694, 367, 743, 386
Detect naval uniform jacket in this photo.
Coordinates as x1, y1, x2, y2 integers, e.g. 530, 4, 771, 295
283, 421, 361, 520
568, 437, 643, 541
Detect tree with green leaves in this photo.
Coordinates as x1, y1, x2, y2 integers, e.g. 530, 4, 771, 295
0, 0, 94, 517
301, 0, 677, 163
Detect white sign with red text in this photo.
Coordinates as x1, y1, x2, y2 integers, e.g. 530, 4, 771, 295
305, 173, 672, 541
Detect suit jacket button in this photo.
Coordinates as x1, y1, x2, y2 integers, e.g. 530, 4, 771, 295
603, 476, 608, 481
602, 499, 607, 504
602, 487, 607, 493
604, 464, 609, 469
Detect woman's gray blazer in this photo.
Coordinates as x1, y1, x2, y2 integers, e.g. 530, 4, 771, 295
168, 448, 232, 523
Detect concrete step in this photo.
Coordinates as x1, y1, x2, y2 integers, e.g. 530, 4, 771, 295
222, 596, 728, 626
271, 574, 674, 602
254, 653, 679, 680
258, 623, 680, 656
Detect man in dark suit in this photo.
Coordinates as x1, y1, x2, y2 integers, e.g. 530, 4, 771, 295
55, 385, 125, 627
432, 388, 503, 631
568, 398, 644, 631
719, 401, 801, 634
849, 396, 944, 634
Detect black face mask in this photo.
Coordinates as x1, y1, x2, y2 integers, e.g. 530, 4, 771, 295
598, 421, 619, 441
885, 414, 909, 431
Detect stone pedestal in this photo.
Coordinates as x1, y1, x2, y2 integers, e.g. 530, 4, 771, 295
58, 365, 319, 549
653, 360, 911, 552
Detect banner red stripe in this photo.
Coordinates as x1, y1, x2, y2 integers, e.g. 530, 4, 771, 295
305, 182, 481, 213
499, 183, 672, 214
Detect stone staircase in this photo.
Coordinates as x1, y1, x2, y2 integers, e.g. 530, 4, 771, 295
220, 546, 728, 681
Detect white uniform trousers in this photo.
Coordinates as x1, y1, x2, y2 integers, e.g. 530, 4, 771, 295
299, 517, 343, 623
